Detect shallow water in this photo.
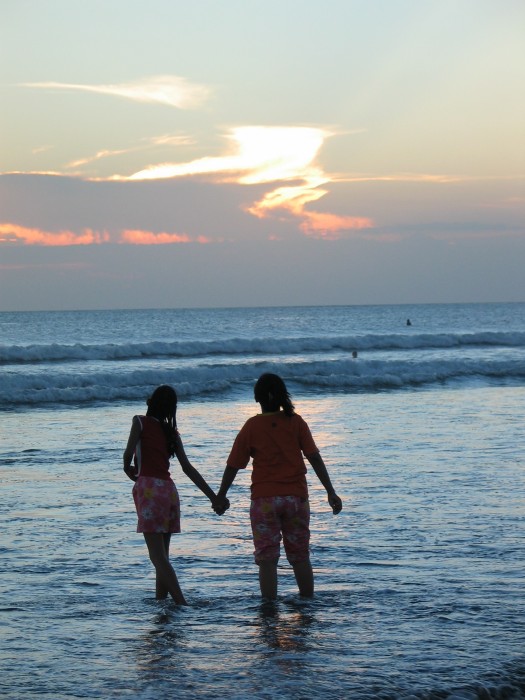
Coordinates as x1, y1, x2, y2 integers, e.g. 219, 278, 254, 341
1, 385, 524, 699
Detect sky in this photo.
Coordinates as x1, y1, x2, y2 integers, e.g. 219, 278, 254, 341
1, 0, 524, 311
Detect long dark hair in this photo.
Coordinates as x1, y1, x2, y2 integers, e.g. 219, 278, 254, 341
254, 373, 295, 417
146, 385, 178, 456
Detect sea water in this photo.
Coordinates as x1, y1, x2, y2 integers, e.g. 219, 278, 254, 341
0, 303, 524, 699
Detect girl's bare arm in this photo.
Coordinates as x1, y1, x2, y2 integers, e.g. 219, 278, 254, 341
306, 451, 343, 513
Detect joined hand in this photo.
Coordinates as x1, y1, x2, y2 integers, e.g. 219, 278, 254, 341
213, 496, 230, 516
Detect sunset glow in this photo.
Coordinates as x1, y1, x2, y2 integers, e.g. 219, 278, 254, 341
1, 1, 523, 308
113, 126, 363, 235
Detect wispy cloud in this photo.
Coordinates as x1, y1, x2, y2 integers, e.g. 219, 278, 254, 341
337, 173, 524, 184
65, 133, 196, 170
67, 148, 132, 169
21, 75, 210, 109
0, 223, 109, 246
32, 145, 54, 155
149, 134, 197, 147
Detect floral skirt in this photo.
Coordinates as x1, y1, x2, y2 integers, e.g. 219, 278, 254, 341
132, 476, 181, 533
250, 495, 310, 564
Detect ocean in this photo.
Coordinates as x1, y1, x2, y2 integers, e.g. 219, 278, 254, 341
1, 302, 524, 699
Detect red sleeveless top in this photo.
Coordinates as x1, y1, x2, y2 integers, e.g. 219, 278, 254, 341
134, 415, 172, 480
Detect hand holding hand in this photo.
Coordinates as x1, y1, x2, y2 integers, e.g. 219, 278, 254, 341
328, 492, 342, 514
212, 495, 230, 516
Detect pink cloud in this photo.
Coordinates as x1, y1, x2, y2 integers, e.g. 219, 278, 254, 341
299, 211, 374, 239
0, 223, 109, 246
120, 229, 212, 244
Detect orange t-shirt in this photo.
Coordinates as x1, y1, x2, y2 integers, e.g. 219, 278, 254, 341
227, 411, 318, 499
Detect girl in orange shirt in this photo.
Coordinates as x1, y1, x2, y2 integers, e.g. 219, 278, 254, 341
217, 373, 342, 600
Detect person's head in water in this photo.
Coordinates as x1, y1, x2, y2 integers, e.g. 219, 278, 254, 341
254, 373, 295, 416
146, 385, 178, 454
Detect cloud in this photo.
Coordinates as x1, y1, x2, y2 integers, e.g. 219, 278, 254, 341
339, 173, 525, 185
247, 185, 373, 238
4, 124, 377, 241
121, 229, 212, 244
120, 126, 328, 183
111, 125, 374, 238
149, 134, 197, 147
65, 133, 196, 170
32, 145, 54, 155
299, 211, 374, 238
0, 222, 214, 247
67, 149, 132, 169
21, 75, 210, 109
0, 223, 109, 246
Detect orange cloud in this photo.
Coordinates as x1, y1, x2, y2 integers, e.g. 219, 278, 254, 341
0, 223, 109, 246
0, 223, 215, 247
120, 229, 212, 244
247, 182, 374, 238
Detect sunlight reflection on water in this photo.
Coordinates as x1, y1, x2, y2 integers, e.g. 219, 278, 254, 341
1, 387, 525, 699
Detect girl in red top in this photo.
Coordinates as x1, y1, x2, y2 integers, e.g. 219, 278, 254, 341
217, 373, 342, 600
123, 385, 228, 605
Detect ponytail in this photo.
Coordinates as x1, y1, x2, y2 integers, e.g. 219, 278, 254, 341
254, 373, 295, 416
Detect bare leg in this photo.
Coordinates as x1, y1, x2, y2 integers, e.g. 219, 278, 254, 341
258, 560, 278, 600
143, 533, 187, 605
155, 533, 171, 599
292, 558, 314, 597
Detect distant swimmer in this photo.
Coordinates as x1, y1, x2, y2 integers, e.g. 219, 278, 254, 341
352, 350, 358, 359
406, 319, 412, 326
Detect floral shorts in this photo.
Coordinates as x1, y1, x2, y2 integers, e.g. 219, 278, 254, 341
250, 495, 310, 564
132, 477, 181, 533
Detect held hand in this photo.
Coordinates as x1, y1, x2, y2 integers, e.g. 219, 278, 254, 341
212, 495, 230, 516
328, 492, 342, 514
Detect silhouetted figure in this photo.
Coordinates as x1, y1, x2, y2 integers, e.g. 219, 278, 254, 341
123, 384, 229, 605
216, 373, 342, 600
406, 318, 412, 326
352, 350, 358, 359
